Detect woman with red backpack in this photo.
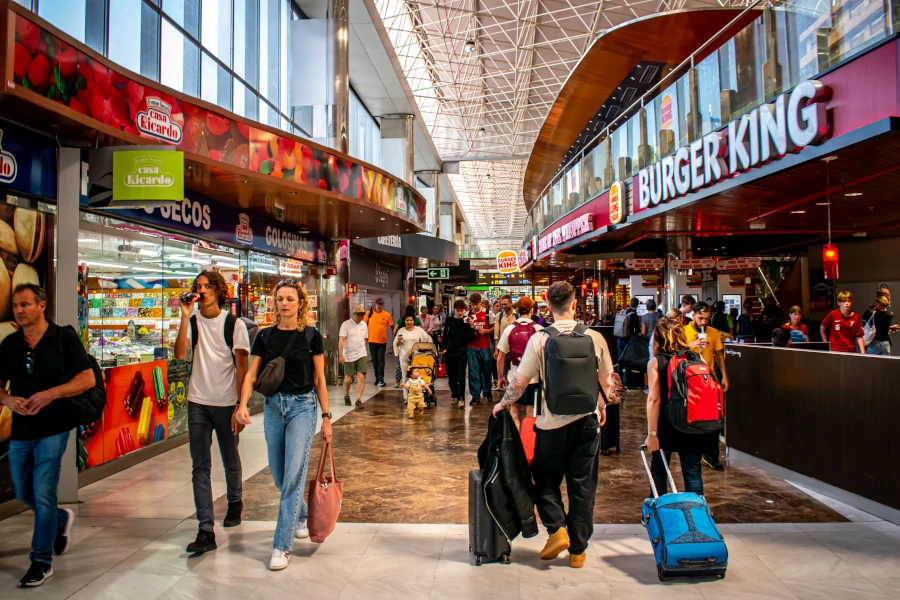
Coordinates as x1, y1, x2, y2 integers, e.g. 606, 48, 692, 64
643, 318, 720, 496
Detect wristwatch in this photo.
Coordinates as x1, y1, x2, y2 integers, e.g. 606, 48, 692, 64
650, 430, 658, 437
322, 412, 332, 420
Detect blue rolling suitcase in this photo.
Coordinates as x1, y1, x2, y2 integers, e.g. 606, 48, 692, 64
639, 445, 728, 582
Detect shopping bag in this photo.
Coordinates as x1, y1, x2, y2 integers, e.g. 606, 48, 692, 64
307, 441, 343, 543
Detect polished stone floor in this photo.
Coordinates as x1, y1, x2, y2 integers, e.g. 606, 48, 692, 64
3, 355, 899, 599
221, 387, 845, 525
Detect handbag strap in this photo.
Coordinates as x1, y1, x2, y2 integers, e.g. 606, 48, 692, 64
316, 440, 338, 481
274, 328, 300, 359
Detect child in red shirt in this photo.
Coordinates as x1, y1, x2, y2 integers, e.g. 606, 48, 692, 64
820, 291, 865, 354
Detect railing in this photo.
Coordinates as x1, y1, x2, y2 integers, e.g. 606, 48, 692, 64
524, 0, 900, 244
457, 245, 498, 259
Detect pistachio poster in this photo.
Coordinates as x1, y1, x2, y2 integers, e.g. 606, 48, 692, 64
0, 205, 52, 504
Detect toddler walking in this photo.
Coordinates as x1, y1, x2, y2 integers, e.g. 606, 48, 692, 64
401, 367, 431, 419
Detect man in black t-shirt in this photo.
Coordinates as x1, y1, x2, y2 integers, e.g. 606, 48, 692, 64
0, 284, 94, 588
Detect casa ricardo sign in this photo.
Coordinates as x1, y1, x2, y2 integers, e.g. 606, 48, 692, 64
637, 80, 828, 209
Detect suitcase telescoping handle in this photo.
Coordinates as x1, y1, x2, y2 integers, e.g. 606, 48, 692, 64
639, 445, 678, 499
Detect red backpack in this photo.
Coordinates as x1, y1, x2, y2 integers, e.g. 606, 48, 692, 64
507, 321, 538, 365
661, 350, 724, 434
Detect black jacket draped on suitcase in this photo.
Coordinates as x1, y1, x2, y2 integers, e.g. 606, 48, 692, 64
476, 411, 539, 540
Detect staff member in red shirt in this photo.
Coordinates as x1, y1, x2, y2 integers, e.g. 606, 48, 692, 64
466, 293, 494, 405
820, 291, 865, 354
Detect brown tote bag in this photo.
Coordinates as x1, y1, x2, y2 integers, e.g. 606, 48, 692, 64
307, 441, 343, 543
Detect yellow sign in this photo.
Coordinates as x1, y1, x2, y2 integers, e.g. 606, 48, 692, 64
496, 250, 519, 273
661, 94, 673, 130
609, 181, 624, 225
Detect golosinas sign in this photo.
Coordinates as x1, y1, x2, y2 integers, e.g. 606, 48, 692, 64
637, 80, 828, 209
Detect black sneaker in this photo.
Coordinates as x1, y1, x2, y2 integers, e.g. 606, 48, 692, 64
469, 397, 480, 406
54, 508, 74, 556
17, 561, 52, 588
355, 399, 363, 409
702, 456, 725, 471
344, 395, 351, 406
186, 530, 217, 554
223, 501, 242, 528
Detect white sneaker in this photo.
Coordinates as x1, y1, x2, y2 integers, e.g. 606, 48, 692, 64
269, 549, 290, 570
294, 520, 309, 539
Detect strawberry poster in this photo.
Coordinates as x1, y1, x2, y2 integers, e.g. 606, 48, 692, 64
11, 13, 426, 229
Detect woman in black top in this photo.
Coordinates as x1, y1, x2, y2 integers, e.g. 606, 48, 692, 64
862, 294, 896, 356
644, 318, 715, 495
236, 279, 331, 571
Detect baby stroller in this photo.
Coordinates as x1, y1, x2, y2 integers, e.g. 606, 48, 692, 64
409, 342, 438, 408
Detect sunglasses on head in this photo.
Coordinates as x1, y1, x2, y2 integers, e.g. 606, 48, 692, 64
277, 279, 299, 287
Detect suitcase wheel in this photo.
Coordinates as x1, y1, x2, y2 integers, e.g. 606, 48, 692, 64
717, 570, 726, 580
501, 554, 510, 565
657, 564, 667, 582
475, 556, 483, 566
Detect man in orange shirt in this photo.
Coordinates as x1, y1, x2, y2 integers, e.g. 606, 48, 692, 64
365, 298, 394, 387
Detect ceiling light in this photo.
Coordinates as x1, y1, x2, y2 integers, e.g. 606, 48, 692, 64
816, 202, 830, 206
465, 40, 476, 53
290, 191, 296, 195
380, 217, 386, 220
78, 238, 99, 243
477, 127, 486, 137
845, 192, 863, 197
242, 179, 248, 184
790, 210, 806, 214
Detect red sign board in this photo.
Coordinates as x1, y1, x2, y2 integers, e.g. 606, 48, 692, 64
9, 12, 426, 228
716, 257, 762, 270
326, 265, 338, 277
624, 258, 665, 269
668, 258, 716, 270
347, 283, 358, 294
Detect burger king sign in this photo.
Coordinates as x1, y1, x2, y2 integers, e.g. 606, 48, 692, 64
496, 250, 519, 274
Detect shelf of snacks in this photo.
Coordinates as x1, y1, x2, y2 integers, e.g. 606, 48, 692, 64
86, 287, 187, 369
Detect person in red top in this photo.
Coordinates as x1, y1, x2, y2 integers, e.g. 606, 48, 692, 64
466, 293, 494, 405
820, 291, 865, 354
782, 305, 809, 343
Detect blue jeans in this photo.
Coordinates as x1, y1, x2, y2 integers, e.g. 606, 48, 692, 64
650, 450, 704, 496
9, 431, 70, 564
264, 392, 318, 552
866, 340, 890, 356
467, 347, 492, 399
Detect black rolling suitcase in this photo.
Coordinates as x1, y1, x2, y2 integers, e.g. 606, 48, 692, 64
600, 403, 620, 456
468, 469, 511, 566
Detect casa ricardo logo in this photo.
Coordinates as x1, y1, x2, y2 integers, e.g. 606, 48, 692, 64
136, 98, 184, 144
235, 213, 253, 245
0, 129, 18, 184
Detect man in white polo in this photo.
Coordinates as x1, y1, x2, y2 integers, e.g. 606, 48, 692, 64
340, 304, 369, 409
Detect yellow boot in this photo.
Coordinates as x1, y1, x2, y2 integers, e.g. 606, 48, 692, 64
569, 552, 586, 568
407, 407, 415, 419
540, 528, 570, 560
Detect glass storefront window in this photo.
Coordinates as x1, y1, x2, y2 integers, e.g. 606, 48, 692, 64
108, 0, 160, 81
201, 0, 233, 66
201, 51, 233, 111
234, 0, 260, 87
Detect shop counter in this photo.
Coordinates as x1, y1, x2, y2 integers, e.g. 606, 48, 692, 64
725, 344, 900, 513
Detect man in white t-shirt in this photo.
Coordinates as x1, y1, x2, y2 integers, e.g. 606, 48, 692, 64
339, 304, 369, 409
493, 282, 613, 570
174, 270, 250, 555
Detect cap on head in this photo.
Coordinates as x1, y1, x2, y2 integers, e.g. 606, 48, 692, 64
353, 304, 366, 314
375, 297, 384, 305
515, 297, 535, 312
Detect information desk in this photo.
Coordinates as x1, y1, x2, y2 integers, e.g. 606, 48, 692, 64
725, 344, 900, 512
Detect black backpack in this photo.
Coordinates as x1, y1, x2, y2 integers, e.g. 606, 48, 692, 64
190, 313, 258, 364
59, 327, 107, 426
541, 325, 602, 415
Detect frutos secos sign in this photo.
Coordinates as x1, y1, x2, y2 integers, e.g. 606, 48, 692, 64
637, 80, 828, 208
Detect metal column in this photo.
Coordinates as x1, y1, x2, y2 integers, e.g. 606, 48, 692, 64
308, 0, 349, 153
663, 235, 691, 311
380, 115, 415, 185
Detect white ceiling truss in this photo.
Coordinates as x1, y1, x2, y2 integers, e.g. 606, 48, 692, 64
373, 0, 751, 248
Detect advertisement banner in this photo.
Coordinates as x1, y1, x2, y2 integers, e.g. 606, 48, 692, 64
11, 13, 426, 229
669, 258, 716, 270
716, 257, 762, 270
624, 258, 664, 269
111, 150, 184, 205
0, 121, 57, 200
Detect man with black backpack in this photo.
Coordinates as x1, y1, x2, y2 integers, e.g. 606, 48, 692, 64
493, 282, 613, 569
0, 284, 95, 588
174, 270, 250, 555
613, 297, 640, 388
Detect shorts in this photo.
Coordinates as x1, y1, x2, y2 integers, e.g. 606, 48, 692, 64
344, 356, 368, 377
517, 382, 541, 407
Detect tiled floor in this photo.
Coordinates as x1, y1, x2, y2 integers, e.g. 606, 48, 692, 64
2, 355, 899, 599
